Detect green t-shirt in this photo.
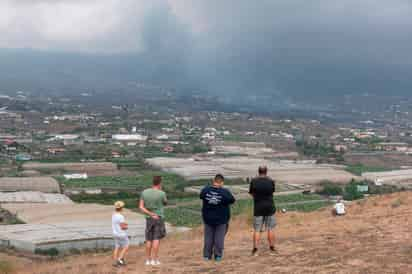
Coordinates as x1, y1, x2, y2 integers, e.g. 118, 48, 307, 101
140, 188, 167, 218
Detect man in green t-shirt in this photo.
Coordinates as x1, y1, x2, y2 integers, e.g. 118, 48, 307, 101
139, 176, 167, 266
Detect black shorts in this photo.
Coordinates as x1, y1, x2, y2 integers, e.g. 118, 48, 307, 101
145, 217, 166, 241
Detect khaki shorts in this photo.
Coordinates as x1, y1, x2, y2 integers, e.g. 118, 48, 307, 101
145, 217, 166, 241
253, 215, 276, 232
114, 236, 129, 248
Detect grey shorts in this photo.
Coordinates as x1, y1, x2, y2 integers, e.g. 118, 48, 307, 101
145, 217, 166, 241
114, 236, 129, 248
253, 215, 276, 232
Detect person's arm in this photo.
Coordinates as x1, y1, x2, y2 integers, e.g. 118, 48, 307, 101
200, 187, 206, 200
248, 181, 254, 196
272, 180, 276, 193
227, 190, 236, 205
162, 192, 168, 206
222, 189, 236, 205
139, 199, 159, 219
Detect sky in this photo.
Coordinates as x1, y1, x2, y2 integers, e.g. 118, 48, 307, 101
1, 0, 412, 99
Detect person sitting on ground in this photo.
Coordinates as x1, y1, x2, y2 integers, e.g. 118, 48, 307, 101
249, 166, 277, 256
200, 174, 236, 262
112, 201, 129, 267
333, 199, 346, 216
139, 176, 168, 266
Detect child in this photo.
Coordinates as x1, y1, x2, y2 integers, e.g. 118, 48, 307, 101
112, 201, 129, 267
200, 174, 236, 261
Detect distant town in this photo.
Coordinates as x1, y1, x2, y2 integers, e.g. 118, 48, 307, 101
1, 90, 412, 255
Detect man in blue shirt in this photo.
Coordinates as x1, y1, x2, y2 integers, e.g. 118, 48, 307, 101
200, 174, 236, 261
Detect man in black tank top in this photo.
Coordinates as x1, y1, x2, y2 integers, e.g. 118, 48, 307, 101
249, 166, 277, 256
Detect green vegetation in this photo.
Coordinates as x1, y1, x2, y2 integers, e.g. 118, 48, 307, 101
164, 207, 202, 227
112, 158, 148, 170
345, 164, 392, 176
343, 181, 364, 201
317, 182, 343, 196
70, 192, 140, 208
34, 248, 59, 257
164, 193, 329, 227
274, 193, 323, 203
295, 140, 335, 156
279, 201, 332, 212
0, 209, 25, 225
222, 135, 257, 142
59, 171, 182, 189
143, 146, 178, 158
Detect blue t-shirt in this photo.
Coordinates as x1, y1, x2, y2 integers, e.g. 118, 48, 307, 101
200, 186, 236, 225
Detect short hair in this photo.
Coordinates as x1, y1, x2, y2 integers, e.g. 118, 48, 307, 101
258, 166, 268, 175
214, 174, 224, 182
153, 176, 162, 185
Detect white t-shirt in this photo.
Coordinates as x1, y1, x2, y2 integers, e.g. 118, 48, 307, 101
112, 213, 127, 238
334, 202, 345, 215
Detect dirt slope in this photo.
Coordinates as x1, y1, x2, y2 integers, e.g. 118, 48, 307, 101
5, 192, 412, 274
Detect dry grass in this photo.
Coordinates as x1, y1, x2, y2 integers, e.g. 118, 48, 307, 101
0, 261, 15, 274
7, 192, 412, 274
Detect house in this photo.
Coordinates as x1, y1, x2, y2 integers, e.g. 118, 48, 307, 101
63, 139, 84, 146
15, 154, 32, 161
4, 139, 18, 151
334, 145, 348, 152
377, 142, 409, 151
54, 134, 80, 141
111, 151, 121, 158
112, 134, 148, 142
163, 145, 174, 153
156, 134, 169, 141
47, 148, 66, 154
63, 173, 88, 180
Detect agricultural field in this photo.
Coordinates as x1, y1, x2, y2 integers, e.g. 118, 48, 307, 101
147, 156, 357, 183
345, 163, 393, 176
22, 162, 119, 176
164, 193, 330, 227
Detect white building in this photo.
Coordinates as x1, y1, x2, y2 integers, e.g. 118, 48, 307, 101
63, 173, 88, 180
112, 134, 148, 142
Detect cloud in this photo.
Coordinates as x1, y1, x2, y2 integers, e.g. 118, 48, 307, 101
0, 0, 180, 53
2, 0, 412, 97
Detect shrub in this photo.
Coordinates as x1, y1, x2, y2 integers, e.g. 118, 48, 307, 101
343, 183, 364, 201
318, 182, 343, 196
34, 248, 59, 257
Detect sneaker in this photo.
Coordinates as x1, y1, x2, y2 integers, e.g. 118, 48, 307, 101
214, 256, 222, 262
151, 260, 161, 266
269, 246, 277, 255
113, 261, 122, 268
119, 258, 127, 266
203, 257, 211, 261
145, 260, 151, 266
251, 248, 258, 257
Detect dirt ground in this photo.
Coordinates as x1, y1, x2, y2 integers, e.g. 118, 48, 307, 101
4, 192, 412, 274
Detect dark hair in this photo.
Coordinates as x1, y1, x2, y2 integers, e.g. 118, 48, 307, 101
258, 166, 268, 175
153, 176, 162, 185
214, 174, 224, 182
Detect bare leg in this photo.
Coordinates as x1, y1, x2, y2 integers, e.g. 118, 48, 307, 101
152, 240, 160, 260
145, 241, 152, 260
267, 230, 275, 248
113, 247, 119, 260
119, 246, 129, 261
253, 231, 261, 249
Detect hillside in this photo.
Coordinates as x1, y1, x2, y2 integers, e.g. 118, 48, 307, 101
3, 192, 412, 274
